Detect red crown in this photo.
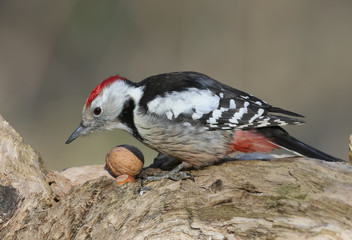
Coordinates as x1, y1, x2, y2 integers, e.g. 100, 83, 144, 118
85, 75, 126, 107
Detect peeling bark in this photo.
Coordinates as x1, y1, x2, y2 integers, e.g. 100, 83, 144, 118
1, 114, 352, 240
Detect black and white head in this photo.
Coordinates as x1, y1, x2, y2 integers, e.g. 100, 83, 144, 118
65, 75, 142, 144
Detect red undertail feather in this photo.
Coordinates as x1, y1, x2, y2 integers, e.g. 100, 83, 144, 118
85, 74, 126, 107
228, 130, 279, 153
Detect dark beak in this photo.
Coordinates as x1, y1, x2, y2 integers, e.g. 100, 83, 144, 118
66, 123, 86, 144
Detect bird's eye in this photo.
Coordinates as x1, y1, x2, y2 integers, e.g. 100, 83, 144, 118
93, 107, 102, 116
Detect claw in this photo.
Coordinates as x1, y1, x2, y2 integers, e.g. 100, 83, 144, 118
187, 173, 195, 182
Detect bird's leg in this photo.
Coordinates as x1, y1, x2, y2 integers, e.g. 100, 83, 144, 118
143, 161, 194, 182
148, 154, 182, 170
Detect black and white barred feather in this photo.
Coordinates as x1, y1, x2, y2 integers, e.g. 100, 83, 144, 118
138, 71, 304, 131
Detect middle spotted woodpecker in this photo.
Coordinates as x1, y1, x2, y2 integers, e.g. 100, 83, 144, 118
66, 72, 344, 180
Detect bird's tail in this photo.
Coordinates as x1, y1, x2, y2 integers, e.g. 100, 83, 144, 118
257, 127, 345, 162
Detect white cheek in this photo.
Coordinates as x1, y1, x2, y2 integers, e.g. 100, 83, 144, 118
104, 96, 125, 118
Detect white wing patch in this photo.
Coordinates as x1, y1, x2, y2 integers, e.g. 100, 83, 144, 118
147, 88, 220, 120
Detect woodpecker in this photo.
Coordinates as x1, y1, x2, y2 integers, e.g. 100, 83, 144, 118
66, 72, 344, 180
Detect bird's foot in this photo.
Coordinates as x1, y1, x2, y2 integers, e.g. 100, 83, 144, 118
142, 162, 194, 182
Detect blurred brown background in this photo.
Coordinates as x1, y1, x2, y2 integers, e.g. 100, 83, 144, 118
1, 0, 351, 171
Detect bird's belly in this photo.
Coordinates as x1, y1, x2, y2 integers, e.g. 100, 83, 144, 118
134, 118, 232, 166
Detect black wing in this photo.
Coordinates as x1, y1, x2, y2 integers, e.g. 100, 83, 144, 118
139, 71, 304, 130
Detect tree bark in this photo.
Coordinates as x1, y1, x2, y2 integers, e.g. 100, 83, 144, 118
1, 114, 351, 240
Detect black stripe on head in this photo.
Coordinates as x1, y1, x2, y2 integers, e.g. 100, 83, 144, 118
118, 98, 144, 142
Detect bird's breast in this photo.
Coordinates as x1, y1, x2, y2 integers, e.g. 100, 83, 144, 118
133, 114, 232, 166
